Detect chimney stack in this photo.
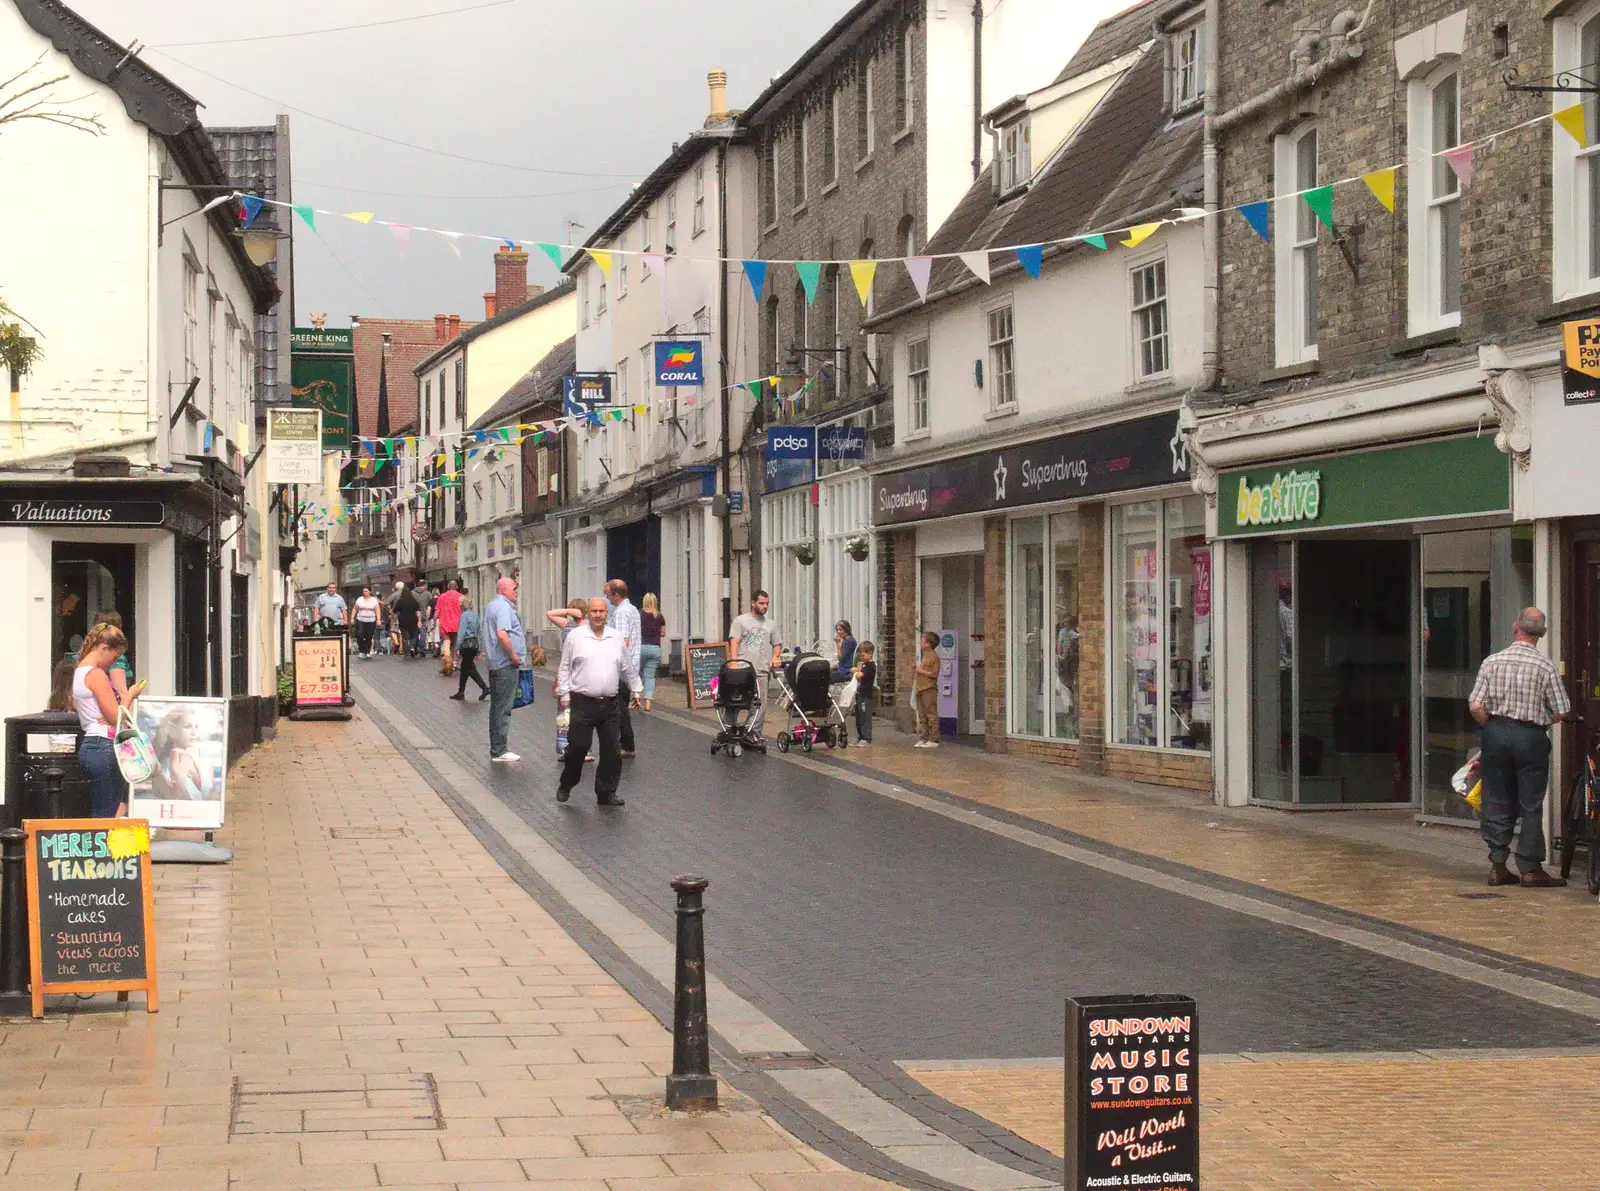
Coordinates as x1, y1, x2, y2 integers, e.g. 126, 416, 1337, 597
484, 292, 496, 320
447, 314, 461, 339
433, 314, 448, 341
707, 69, 728, 124
494, 246, 529, 316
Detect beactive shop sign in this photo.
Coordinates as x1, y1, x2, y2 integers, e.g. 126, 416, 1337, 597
653, 340, 705, 386
0, 499, 165, 527
1233, 469, 1321, 528
872, 412, 1184, 525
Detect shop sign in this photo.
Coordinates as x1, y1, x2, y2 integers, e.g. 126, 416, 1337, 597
1233, 468, 1321, 528
765, 426, 816, 493
653, 340, 705, 386
340, 559, 364, 584
265, 408, 321, 485
289, 328, 352, 353
818, 423, 868, 462
363, 549, 392, 571
0, 499, 164, 527
562, 374, 610, 421
1562, 317, 1600, 404
872, 412, 1182, 526
1064, 994, 1198, 1191
291, 334, 354, 451
486, 533, 497, 560
501, 529, 517, 556
464, 537, 480, 564
127, 696, 228, 831
1216, 435, 1509, 537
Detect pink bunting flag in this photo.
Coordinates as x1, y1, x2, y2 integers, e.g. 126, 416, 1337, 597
1442, 144, 1475, 188
387, 223, 412, 249
642, 252, 665, 279
903, 256, 934, 303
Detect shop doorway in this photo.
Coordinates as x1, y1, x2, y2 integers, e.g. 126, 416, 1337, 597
1568, 531, 1600, 792
919, 554, 985, 735
1251, 537, 1413, 805
52, 543, 135, 674
605, 517, 660, 605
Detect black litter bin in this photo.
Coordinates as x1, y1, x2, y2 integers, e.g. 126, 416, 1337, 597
4, 712, 91, 830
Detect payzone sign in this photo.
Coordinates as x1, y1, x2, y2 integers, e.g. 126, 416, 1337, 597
654, 340, 705, 386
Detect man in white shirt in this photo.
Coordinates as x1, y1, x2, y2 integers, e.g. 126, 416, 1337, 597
556, 597, 642, 806
605, 579, 642, 757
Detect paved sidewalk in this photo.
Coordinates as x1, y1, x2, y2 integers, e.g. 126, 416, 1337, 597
0, 711, 896, 1191
655, 695, 1600, 980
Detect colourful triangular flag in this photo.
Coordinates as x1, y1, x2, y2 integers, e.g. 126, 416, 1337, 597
238, 195, 264, 226
957, 251, 991, 285
293, 204, 315, 231
903, 256, 933, 302
1080, 233, 1107, 250
387, 223, 412, 248
1302, 184, 1334, 230
643, 251, 665, 277
1361, 168, 1397, 212
1121, 223, 1161, 248
588, 248, 613, 276
743, 259, 768, 303
344, 211, 374, 224
437, 230, 463, 257
1239, 201, 1270, 241
1014, 244, 1043, 279
744, 380, 762, 399
795, 261, 822, 304
536, 242, 564, 269
1554, 102, 1589, 148
1442, 144, 1475, 187
848, 260, 878, 306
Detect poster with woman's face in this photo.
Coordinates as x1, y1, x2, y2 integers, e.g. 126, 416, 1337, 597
127, 697, 229, 830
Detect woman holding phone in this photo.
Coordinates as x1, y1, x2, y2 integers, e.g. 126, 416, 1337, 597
73, 622, 145, 817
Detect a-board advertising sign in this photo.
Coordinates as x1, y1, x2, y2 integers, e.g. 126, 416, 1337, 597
1563, 317, 1600, 404
266, 408, 322, 485
294, 635, 345, 706
25, 818, 158, 1017
1065, 994, 1198, 1191
654, 340, 705, 386
127, 697, 228, 831
685, 642, 728, 709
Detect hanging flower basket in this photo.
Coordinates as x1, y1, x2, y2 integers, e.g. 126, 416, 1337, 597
844, 536, 871, 562
789, 543, 817, 566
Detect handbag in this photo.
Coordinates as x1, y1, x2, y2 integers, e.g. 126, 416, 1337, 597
113, 706, 156, 785
513, 667, 536, 709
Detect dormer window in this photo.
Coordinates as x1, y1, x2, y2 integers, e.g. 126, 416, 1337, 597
999, 119, 1031, 193
1171, 23, 1205, 109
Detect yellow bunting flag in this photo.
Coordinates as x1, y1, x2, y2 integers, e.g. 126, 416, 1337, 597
848, 260, 878, 306
634, 404, 647, 415
1554, 103, 1589, 148
1361, 167, 1397, 212
588, 249, 613, 276
343, 211, 375, 224
1121, 223, 1160, 248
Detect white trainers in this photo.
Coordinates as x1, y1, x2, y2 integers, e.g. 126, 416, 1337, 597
492, 752, 521, 763
855, 740, 871, 747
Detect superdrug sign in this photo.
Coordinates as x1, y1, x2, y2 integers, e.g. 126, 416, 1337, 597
872, 411, 1186, 526
0, 500, 165, 527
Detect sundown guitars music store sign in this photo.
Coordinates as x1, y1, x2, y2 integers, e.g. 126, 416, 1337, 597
1065, 994, 1198, 1191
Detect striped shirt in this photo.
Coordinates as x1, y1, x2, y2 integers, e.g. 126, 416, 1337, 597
1468, 641, 1571, 727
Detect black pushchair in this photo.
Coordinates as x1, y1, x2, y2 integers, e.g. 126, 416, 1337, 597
710, 658, 766, 758
773, 651, 848, 752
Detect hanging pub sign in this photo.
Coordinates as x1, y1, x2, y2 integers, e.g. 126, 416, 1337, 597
563, 374, 611, 421
0, 498, 164, 527
1562, 317, 1600, 404
764, 426, 815, 493
290, 328, 354, 451
654, 340, 705, 386
266, 408, 322, 485
1065, 994, 1198, 1191
871, 412, 1182, 526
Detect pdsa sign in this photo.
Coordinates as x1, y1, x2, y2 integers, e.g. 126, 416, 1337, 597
764, 426, 815, 493
654, 340, 705, 386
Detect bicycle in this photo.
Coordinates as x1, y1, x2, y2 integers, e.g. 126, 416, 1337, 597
1557, 719, 1600, 895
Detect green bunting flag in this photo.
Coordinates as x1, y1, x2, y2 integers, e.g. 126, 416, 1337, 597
1302, 185, 1334, 231
1081, 233, 1107, 250
794, 261, 821, 305
293, 205, 315, 231
535, 243, 564, 269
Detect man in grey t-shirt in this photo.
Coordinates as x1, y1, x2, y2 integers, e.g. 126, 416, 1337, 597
728, 590, 782, 738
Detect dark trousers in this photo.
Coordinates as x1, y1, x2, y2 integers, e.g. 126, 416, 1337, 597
354, 621, 376, 655
456, 647, 487, 695
854, 695, 874, 742
617, 693, 634, 751
1480, 717, 1552, 870
561, 693, 622, 798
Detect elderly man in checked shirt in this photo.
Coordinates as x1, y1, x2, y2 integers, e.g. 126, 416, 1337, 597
605, 579, 642, 757
1469, 607, 1573, 888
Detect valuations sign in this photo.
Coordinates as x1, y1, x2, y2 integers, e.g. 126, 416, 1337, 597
0, 499, 164, 527
1065, 994, 1198, 1191
871, 412, 1183, 526
266, 408, 322, 485
1562, 317, 1600, 404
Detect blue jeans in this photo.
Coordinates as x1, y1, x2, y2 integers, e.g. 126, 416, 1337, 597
640, 644, 661, 702
78, 735, 127, 818
488, 665, 519, 757
854, 697, 874, 742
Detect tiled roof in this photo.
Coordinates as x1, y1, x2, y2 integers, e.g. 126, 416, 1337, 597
470, 336, 575, 432
874, 44, 1198, 318
1053, 0, 1159, 82
350, 319, 474, 440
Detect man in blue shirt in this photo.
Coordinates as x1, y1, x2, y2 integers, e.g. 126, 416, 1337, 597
482, 575, 527, 763
313, 583, 348, 626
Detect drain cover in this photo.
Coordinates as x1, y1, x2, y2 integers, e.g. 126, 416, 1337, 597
745, 1052, 829, 1070
230, 1073, 441, 1134
329, 827, 410, 840
1455, 892, 1507, 900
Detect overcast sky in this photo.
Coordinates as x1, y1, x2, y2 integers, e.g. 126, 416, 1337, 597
72, 0, 1119, 327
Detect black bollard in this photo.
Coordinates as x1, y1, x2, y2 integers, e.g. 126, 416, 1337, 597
664, 875, 717, 1111
0, 828, 29, 1008
40, 768, 63, 820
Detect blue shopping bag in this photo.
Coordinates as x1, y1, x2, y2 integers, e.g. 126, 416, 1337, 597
513, 667, 535, 709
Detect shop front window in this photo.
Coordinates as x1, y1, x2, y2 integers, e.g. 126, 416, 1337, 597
1111, 497, 1211, 751
1010, 517, 1046, 737
1052, 512, 1080, 739
52, 543, 135, 673
1008, 511, 1080, 741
